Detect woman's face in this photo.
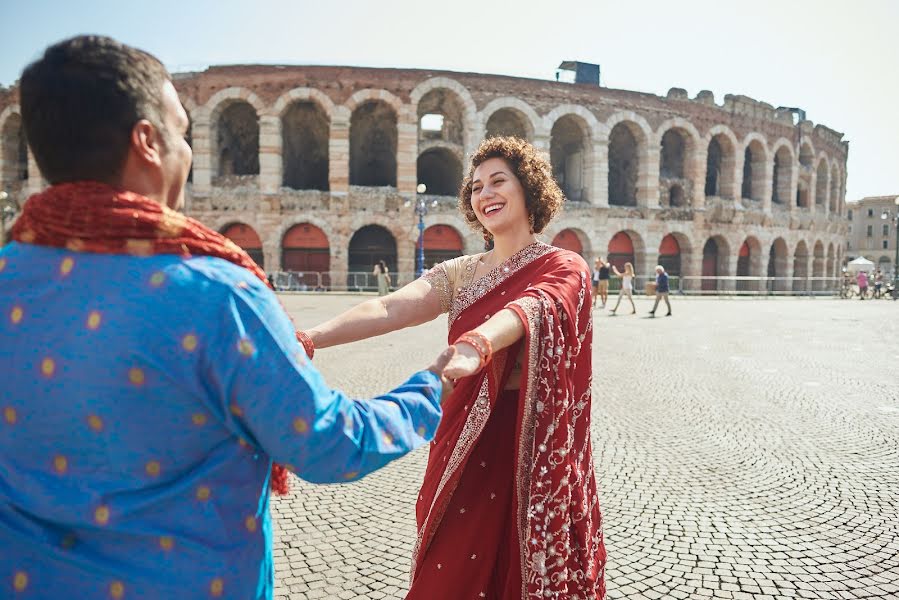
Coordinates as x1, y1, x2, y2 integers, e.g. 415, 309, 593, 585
470, 157, 529, 239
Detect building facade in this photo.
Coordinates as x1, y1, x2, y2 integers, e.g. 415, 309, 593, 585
846, 196, 899, 278
0, 64, 850, 291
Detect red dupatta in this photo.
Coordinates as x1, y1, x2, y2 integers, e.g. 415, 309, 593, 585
10, 181, 291, 495
411, 242, 606, 599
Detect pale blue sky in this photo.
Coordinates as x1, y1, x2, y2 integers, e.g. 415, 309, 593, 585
1, 0, 896, 201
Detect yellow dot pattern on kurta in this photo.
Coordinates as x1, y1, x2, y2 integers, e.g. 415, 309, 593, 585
129, 368, 145, 386
60, 257, 74, 276
417, 425, 426, 437
149, 272, 165, 287
41, 358, 55, 377
382, 432, 393, 446
237, 338, 255, 357
237, 437, 249, 449
88, 414, 104, 432
229, 404, 243, 417
3, 407, 16, 425
94, 505, 110, 525
0, 257, 6, 272
159, 536, 174, 551
145, 460, 161, 477
13, 571, 28, 592
86, 311, 102, 330
110, 580, 125, 599
10, 306, 23, 325
293, 417, 308, 434
244, 516, 257, 533
182, 334, 198, 352
53, 455, 68, 474
191, 413, 207, 426
210, 578, 224, 597
343, 471, 358, 480
196, 486, 211, 501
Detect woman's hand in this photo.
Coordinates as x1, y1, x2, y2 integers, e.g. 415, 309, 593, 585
426, 346, 457, 404
441, 342, 484, 380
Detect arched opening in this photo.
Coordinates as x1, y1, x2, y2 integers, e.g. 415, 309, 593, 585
221, 223, 264, 269
772, 146, 792, 205
1, 113, 29, 188
607, 231, 636, 272
660, 130, 686, 179
742, 140, 766, 201
216, 101, 259, 178
550, 116, 588, 202
417, 148, 462, 196
814, 161, 828, 208
829, 167, 841, 215
768, 238, 789, 292
701, 238, 721, 291
282, 101, 329, 190
348, 225, 397, 290
667, 184, 685, 208
350, 101, 397, 187
812, 241, 825, 292
485, 108, 530, 140
282, 223, 330, 270
796, 180, 810, 209
608, 123, 640, 207
793, 241, 809, 292
417, 88, 465, 146
419, 225, 464, 268
658, 234, 681, 278
826, 243, 836, 289
736, 237, 762, 292
705, 135, 735, 199
551, 229, 584, 256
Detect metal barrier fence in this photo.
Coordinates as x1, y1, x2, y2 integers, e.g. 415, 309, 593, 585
270, 272, 875, 297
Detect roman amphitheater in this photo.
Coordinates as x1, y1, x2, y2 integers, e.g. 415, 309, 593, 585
0, 63, 850, 292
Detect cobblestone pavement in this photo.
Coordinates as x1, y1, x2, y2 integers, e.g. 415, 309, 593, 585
272, 295, 899, 600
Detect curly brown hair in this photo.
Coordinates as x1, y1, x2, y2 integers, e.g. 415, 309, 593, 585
458, 136, 564, 241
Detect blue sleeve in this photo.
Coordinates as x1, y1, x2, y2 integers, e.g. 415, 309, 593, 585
202, 278, 443, 484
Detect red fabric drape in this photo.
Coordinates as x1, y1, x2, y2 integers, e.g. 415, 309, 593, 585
409, 245, 606, 599
11, 181, 292, 495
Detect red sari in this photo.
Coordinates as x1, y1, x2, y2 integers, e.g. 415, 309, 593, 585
410, 242, 606, 599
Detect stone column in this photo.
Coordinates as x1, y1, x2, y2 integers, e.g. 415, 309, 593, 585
396, 105, 417, 194
789, 162, 799, 216
258, 115, 281, 194
638, 140, 660, 209
329, 107, 350, 193
693, 147, 708, 211
192, 111, 212, 195
762, 157, 773, 214
26, 148, 42, 194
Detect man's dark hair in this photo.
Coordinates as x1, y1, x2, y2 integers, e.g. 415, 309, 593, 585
19, 35, 171, 184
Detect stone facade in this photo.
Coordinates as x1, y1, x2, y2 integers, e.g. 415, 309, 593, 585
846, 195, 899, 278
0, 65, 850, 290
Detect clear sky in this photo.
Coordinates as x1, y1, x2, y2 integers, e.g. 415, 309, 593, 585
1, 0, 896, 201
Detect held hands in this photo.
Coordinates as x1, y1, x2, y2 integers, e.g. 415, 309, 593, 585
426, 346, 457, 404
441, 342, 484, 380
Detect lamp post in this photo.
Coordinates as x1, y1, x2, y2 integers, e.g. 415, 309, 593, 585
0, 191, 20, 246
883, 196, 899, 299
414, 183, 428, 277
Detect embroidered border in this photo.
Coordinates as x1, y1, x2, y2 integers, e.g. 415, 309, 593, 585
419, 263, 452, 314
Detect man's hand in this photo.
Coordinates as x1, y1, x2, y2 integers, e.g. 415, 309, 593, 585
427, 346, 457, 403
442, 342, 483, 380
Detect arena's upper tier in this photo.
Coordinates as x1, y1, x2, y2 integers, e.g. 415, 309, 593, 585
0, 64, 849, 287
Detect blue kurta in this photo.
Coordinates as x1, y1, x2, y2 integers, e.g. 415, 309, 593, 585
0, 242, 442, 599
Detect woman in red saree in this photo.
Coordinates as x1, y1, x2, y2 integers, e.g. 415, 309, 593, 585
306, 137, 606, 599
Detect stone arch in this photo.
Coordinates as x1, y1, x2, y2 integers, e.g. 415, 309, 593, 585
0, 106, 28, 187
607, 230, 646, 277
771, 139, 795, 206
704, 126, 739, 200
348, 224, 398, 288
658, 232, 691, 278
701, 234, 731, 292
793, 239, 810, 292
281, 100, 330, 190
737, 235, 764, 292
741, 133, 769, 202
812, 240, 826, 291
349, 100, 398, 187
481, 97, 542, 141
411, 78, 477, 152
220, 222, 264, 269
656, 118, 702, 208
419, 223, 465, 267
272, 87, 336, 120
549, 113, 592, 202
417, 147, 462, 196
768, 237, 790, 292
551, 227, 590, 258
798, 139, 816, 169
344, 88, 404, 115
605, 114, 651, 207
814, 154, 830, 209
203, 88, 265, 181
280, 222, 331, 289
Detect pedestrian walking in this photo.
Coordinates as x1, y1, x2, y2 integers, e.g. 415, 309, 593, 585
594, 256, 610, 308
610, 262, 636, 315
649, 265, 672, 317
857, 270, 869, 299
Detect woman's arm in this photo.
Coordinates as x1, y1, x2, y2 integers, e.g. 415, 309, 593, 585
307, 279, 444, 349
441, 308, 525, 380
612, 265, 622, 277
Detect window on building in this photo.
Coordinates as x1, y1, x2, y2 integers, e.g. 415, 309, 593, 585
848, 209, 853, 220
868, 208, 874, 217
848, 225, 852, 234
885, 240, 890, 249
884, 224, 890, 236
867, 225, 873, 237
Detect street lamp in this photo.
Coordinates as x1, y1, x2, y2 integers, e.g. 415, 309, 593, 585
414, 183, 428, 277
881, 195, 899, 299
0, 191, 20, 246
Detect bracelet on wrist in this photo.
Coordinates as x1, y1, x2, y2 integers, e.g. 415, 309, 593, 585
297, 330, 315, 359
455, 330, 493, 371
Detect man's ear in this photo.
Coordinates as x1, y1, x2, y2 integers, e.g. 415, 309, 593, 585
129, 119, 163, 167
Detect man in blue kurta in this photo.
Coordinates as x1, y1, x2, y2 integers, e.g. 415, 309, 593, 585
0, 36, 450, 599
